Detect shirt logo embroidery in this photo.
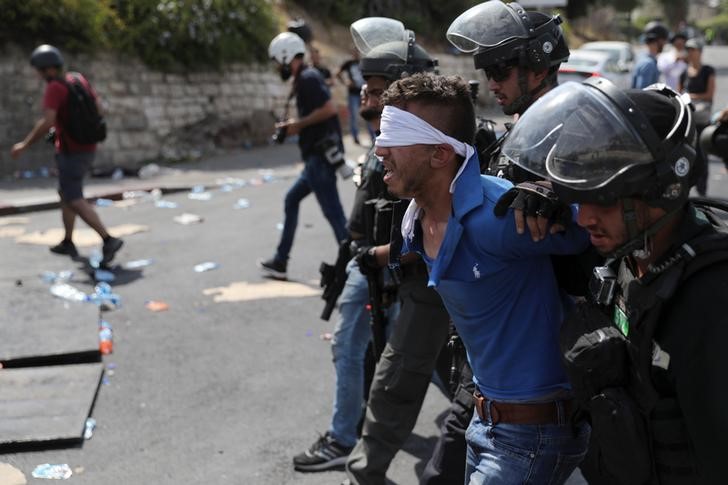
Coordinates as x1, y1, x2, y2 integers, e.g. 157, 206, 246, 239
472, 263, 481, 279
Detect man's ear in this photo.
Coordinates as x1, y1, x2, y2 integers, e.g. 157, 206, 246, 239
530, 68, 548, 87
430, 144, 456, 169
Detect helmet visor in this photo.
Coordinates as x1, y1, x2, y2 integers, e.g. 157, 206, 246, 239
446, 1, 529, 53
501, 82, 653, 190
351, 17, 407, 56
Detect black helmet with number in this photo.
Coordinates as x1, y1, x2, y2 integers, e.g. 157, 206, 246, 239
501, 78, 696, 211
350, 17, 437, 81
446, 1, 569, 72
30, 44, 64, 69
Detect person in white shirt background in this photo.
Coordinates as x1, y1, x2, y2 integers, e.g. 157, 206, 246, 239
657, 31, 688, 91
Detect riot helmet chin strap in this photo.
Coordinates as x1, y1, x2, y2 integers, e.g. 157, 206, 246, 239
611, 201, 683, 261
503, 56, 550, 116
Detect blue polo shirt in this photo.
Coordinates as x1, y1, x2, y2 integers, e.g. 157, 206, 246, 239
632, 53, 660, 88
403, 155, 590, 401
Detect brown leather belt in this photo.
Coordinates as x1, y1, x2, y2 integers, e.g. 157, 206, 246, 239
473, 392, 575, 425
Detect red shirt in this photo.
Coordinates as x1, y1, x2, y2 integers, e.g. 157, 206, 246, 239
42, 72, 98, 153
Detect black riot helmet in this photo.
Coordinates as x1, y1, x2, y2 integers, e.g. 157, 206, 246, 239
287, 18, 313, 44
501, 78, 697, 257
350, 17, 437, 81
643, 21, 670, 42
30, 44, 64, 69
446, 1, 569, 73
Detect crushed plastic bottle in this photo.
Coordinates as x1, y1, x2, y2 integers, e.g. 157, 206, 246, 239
89, 249, 103, 269
138, 163, 160, 179
94, 269, 116, 283
188, 191, 212, 201
88, 283, 121, 309
154, 200, 178, 209
98, 321, 113, 354
83, 417, 97, 439
41, 270, 74, 284
190, 185, 206, 193
32, 463, 72, 479
233, 198, 250, 209
111, 168, 124, 180
122, 259, 154, 269
95, 198, 114, 207
193, 262, 219, 273
174, 213, 203, 225
50, 283, 88, 302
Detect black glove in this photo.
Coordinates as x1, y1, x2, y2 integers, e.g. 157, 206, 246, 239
354, 245, 379, 276
493, 181, 572, 227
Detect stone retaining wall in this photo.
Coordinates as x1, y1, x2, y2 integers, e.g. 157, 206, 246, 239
0, 44, 486, 177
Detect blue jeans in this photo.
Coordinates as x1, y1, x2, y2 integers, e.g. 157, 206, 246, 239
329, 259, 399, 447
465, 402, 590, 485
329, 259, 372, 447
274, 153, 348, 262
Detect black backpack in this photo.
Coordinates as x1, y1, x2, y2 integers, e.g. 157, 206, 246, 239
58, 72, 107, 145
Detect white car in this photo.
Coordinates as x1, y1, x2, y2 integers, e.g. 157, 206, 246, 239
579, 40, 636, 72
558, 49, 632, 89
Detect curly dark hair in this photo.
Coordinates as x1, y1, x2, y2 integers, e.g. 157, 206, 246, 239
381, 73, 476, 144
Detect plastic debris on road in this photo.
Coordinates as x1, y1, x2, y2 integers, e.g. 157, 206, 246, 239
122, 190, 149, 200
233, 198, 250, 209
216, 177, 247, 188
155, 200, 178, 209
320, 332, 333, 341
88, 283, 122, 310
83, 418, 97, 440
89, 249, 103, 269
94, 269, 116, 283
122, 259, 154, 269
95, 198, 114, 207
194, 262, 219, 273
138, 163, 161, 179
188, 192, 212, 201
40, 270, 74, 284
99, 320, 113, 354
50, 283, 88, 302
173, 213, 203, 225
145, 300, 169, 312
111, 167, 124, 180
32, 464, 72, 480
191, 185, 205, 193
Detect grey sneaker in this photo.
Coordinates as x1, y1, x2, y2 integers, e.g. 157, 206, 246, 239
258, 257, 287, 280
293, 432, 352, 472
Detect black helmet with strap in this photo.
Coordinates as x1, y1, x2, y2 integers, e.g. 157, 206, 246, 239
30, 44, 64, 69
351, 17, 437, 81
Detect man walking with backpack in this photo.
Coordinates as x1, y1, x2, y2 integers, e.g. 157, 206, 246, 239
11, 44, 123, 265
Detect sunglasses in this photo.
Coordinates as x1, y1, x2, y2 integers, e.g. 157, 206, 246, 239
484, 64, 516, 83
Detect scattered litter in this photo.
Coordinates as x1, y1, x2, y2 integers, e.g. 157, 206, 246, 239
111, 168, 124, 180
123, 259, 154, 269
155, 200, 178, 209
83, 418, 97, 440
233, 198, 250, 209
102, 376, 111, 386
249, 178, 263, 186
95, 198, 114, 207
306, 330, 313, 337
320, 332, 333, 341
122, 190, 149, 200
174, 213, 203, 225
216, 177, 247, 188
138, 163, 160, 179
89, 249, 103, 269
145, 300, 169, 312
32, 464, 72, 480
191, 185, 206, 193
0, 462, 26, 485
194, 262, 219, 273
188, 192, 212, 201
94, 269, 116, 283
276, 222, 284, 231
219, 184, 235, 192
88, 283, 122, 310
50, 283, 87, 302
107, 362, 117, 370
99, 321, 113, 354
150, 188, 163, 200
41, 270, 73, 284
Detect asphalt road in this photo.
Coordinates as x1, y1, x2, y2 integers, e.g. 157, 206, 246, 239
1, 43, 728, 485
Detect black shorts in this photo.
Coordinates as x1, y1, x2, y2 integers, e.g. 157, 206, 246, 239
56, 152, 94, 202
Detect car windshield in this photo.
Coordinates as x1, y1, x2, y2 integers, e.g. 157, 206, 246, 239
580, 47, 619, 62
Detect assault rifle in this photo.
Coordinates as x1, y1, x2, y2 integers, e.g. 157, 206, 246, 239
319, 239, 353, 321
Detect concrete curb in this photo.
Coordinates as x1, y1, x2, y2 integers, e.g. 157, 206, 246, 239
0, 186, 195, 217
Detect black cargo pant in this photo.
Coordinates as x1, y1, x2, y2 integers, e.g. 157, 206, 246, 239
346, 261, 469, 484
